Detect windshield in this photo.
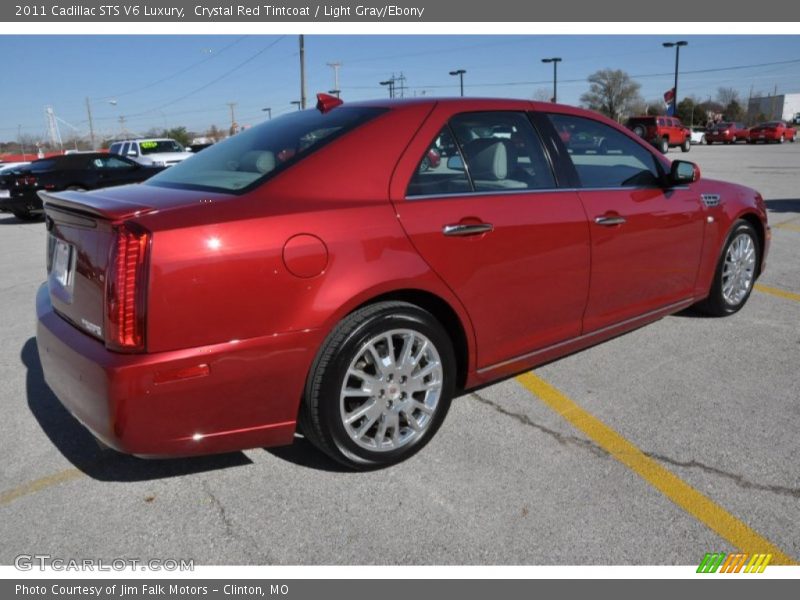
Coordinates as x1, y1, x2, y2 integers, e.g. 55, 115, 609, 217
146, 106, 386, 193
139, 140, 185, 154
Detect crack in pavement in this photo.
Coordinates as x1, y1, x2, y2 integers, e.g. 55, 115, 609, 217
201, 480, 272, 562
470, 391, 800, 499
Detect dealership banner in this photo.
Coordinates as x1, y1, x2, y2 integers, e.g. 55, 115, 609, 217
4, 579, 799, 599
0, 0, 789, 22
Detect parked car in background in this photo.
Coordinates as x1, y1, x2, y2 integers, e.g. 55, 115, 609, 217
748, 121, 797, 144
418, 147, 441, 171
109, 138, 192, 167
0, 162, 30, 208
689, 127, 707, 145
705, 122, 749, 144
37, 95, 768, 469
2, 153, 163, 220
624, 115, 691, 153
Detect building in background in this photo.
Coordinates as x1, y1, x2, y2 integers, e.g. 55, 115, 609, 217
747, 93, 800, 123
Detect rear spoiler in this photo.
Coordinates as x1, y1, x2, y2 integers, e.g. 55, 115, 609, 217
38, 190, 154, 221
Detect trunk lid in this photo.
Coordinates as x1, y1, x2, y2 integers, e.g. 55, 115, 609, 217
40, 183, 232, 346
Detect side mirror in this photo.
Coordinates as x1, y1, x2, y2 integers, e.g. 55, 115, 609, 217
446, 155, 464, 171
670, 160, 700, 185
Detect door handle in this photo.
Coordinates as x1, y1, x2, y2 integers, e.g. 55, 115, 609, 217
442, 223, 494, 237
594, 215, 626, 226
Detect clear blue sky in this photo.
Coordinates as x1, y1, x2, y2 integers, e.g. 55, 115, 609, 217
2, 35, 799, 141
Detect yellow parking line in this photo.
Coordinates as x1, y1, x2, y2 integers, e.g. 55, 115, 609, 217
0, 468, 84, 507
515, 371, 798, 565
773, 222, 800, 232
755, 283, 800, 303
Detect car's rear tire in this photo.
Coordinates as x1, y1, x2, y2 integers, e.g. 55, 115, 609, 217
696, 220, 759, 317
658, 137, 669, 154
11, 208, 40, 221
299, 301, 456, 470
680, 138, 691, 152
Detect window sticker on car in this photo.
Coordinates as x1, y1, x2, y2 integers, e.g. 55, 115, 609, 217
140, 142, 159, 149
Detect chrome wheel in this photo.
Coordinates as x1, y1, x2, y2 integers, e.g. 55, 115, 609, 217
721, 232, 756, 306
340, 329, 443, 452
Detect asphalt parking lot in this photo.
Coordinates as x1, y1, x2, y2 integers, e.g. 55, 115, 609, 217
0, 143, 798, 566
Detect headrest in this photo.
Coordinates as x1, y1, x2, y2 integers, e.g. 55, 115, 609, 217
239, 150, 276, 174
463, 139, 508, 181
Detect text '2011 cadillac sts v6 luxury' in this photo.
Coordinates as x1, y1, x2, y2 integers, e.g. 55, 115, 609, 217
36, 94, 769, 469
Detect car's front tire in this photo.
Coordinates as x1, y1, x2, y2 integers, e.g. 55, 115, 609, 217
697, 220, 759, 317
300, 301, 456, 469
658, 137, 669, 154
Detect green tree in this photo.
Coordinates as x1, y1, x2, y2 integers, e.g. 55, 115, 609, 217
724, 99, 745, 122
161, 126, 191, 147
676, 97, 697, 125
580, 69, 643, 122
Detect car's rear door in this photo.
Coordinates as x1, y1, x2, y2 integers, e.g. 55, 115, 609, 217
542, 112, 705, 333
390, 103, 590, 370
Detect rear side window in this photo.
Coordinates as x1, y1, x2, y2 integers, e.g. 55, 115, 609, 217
547, 114, 661, 188
407, 111, 555, 197
147, 107, 386, 194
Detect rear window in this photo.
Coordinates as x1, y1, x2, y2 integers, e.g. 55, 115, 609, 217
139, 140, 185, 154
626, 118, 654, 126
147, 106, 386, 194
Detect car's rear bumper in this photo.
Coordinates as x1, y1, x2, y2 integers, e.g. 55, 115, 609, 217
36, 283, 313, 457
0, 191, 41, 213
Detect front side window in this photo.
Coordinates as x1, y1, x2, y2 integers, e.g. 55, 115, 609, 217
547, 114, 662, 188
147, 107, 385, 194
407, 111, 555, 196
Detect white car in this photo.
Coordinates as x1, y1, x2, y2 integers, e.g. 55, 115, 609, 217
689, 127, 707, 145
108, 138, 192, 167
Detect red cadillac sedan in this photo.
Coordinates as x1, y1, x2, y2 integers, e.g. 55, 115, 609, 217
37, 95, 769, 469
748, 121, 797, 143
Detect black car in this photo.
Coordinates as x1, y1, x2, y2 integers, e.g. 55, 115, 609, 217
1, 153, 164, 221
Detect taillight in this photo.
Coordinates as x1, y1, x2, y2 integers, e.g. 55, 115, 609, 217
15, 175, 36, 187
105, 223, 150, 352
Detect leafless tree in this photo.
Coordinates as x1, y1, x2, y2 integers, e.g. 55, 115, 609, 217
580, 69, 643, 122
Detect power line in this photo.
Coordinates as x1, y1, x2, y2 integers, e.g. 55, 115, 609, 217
124, 36, 286, 118
92, 36, 249, 101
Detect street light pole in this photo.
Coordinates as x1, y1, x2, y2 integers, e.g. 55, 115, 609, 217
291, 101, 302, 111
663, 41, 688, 116
541, 58, 562, 103
449, 69, 466, 96
380, 79, 395, 99
262, 107, 272, 120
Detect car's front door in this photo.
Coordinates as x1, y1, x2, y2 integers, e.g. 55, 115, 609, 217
544, 113, 705, 333
392, 108, 591, 370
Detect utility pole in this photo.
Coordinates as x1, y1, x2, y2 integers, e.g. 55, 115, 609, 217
299, 35, 307, 109
84, 97, 96, 150
227, 102, 238, 135
118, 115, 128, 137
396, 72, 407, 98
327, 62, 342, 97
18, 125, 27, 161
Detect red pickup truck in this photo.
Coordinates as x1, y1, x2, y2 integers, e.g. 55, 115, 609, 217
625, 116, 691, 154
